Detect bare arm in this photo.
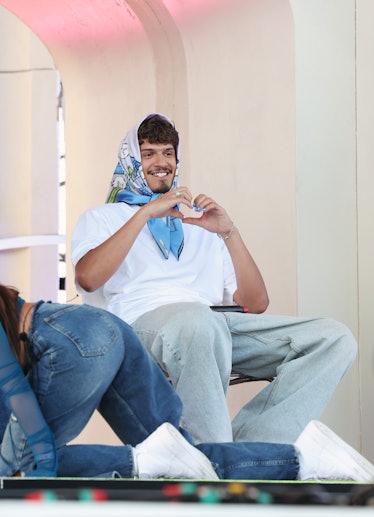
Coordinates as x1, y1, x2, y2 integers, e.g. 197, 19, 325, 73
75, 207, 149, 292
183, 194, 269, 313
75, 189, 192, 292
223, 227, 269, 313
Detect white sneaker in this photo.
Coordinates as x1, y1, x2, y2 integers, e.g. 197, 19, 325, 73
133, 423, 219, 480
295, 420, 374, 482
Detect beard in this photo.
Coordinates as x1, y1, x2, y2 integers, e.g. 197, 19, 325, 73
152, 182, 172, 194
146, 167, 174, 193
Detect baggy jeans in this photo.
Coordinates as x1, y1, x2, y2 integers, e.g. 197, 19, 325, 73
0, 302, 298, 480
132, 302, 357, 444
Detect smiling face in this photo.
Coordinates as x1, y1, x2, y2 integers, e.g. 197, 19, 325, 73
140, 140, 177, 193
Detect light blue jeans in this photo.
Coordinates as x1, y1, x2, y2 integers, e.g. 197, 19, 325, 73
0, 302, 298, 480
132, 302, 357, 444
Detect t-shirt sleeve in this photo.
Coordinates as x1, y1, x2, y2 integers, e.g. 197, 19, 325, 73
71, 207, 106, 266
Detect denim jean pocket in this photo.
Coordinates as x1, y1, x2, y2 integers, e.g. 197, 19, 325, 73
43, 304, 117, 357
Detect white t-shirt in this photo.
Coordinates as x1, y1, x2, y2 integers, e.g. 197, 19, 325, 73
71, 203, 237, 324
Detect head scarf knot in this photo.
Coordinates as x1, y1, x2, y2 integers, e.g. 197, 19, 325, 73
106, 113, 184, 259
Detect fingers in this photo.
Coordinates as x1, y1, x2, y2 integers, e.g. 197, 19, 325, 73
168, 208, 185, 220
146, 188, 192, 219
192, 194, 219, 213
149, 189, 224, 218
173, 187, 193, 208
163, 189, 216, 211
175, 190, 219, 214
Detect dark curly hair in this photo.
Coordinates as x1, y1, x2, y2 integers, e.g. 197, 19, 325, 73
138, 114, 179, 155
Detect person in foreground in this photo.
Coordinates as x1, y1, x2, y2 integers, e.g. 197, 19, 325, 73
0, 284, 373, 482
72, 113, 358, 445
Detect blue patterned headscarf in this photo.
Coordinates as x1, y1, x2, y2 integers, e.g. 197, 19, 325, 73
106, 113, 183, 259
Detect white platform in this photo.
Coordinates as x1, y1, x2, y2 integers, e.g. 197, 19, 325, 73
1, 501, 374, 516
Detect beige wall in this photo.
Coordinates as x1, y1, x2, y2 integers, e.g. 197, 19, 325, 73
0, 9, 60, 302
0, 0, 373, 460
355, 0, 374, 460
289, 0, 374, 459
290, 0, 360, 448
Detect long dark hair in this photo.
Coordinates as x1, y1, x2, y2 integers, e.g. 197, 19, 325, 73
0, 284, 22, 362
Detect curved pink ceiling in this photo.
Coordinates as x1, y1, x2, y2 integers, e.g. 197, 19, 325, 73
0, 0, 141, 47
0, 0, 231, 49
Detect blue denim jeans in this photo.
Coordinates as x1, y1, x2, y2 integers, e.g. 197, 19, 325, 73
0, 302, 298, 480
0, 302, 181, 476
58, 441, 298, 480
132, 302, 357, 443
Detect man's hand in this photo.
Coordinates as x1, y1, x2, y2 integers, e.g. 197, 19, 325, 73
182, 192, 269, 313
182, 193, 233, 235
144, 187, 193, 220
